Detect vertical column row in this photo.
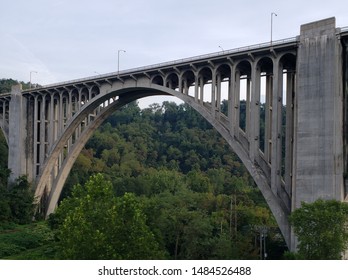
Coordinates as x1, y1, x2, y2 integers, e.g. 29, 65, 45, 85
225, 55, 295, 204
284, 72, 295, 198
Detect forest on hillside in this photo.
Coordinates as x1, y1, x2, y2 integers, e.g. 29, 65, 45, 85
0, 79, 286, 259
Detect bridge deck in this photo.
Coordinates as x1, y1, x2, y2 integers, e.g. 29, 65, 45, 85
22, 37, 298, 92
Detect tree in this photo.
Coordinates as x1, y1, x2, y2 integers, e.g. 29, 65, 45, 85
52, 174, 165, 259
0, 176, 34, 225
290, 199, 348, 259
0, 78, 33, 93
8, 176, 34, 224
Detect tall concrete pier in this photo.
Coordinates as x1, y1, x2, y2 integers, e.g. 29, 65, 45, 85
0, 17, 347, 250
294, 18, 344, 207
292, 17, 346, 250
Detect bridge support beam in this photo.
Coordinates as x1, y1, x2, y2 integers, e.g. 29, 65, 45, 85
292, 17, 345, 249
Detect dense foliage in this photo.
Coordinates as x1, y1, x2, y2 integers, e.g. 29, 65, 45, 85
0, 78, 32, 93
51, 174, 164, 259
56, 101, 285, 259
0, 130, 33, 225
290, 199, 348, 259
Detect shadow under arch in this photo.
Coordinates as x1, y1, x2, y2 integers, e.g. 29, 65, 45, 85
36, 83, 290, 248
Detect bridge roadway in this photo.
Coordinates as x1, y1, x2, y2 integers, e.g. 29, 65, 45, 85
1, 17, 348, 251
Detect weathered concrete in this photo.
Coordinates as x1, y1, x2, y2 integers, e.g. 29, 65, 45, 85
8, 84, 27, 183
292, 17, 344, 248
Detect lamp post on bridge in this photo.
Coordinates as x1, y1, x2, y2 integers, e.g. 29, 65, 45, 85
117, 49, 126, 76
271, 12, 277, 45
29, 71, 38, 89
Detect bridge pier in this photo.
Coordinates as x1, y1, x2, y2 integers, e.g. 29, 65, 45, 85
8, 84, 30, 183
292, 17, 345, 249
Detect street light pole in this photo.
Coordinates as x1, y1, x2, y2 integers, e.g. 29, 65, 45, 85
117, 50, 126, 75
29, 71, 38, 89
271, 12, 277, 45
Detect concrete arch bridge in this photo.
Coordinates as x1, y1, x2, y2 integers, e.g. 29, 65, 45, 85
1, 18, 348, 250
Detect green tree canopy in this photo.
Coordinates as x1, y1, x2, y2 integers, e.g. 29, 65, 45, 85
0, 176, 33, 225
52, 173, 165, 259
290, 199, 348, 259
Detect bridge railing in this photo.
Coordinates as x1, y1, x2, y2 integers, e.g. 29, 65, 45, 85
119, 36, 298, 73
340, 26, 348, 33
27, 37, 298, 91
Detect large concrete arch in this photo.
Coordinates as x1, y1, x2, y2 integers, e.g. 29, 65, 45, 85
34, 81, 290, 247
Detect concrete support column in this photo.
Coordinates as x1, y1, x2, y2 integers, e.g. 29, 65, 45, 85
211, 72, 216, 116
343, 38, 348, 201
33, 96, 39, 177
68, 91, 72, 120
249, 62, 261, 162
271, 58, 282, 195
265, 75, 273, 163
245, 77, 251, 139
184, 79, 189, 95
8, 85, 27, 183
284, 71, 295, 197
216, 73, 222, 113
293, 17, 344, 212
59, 92, 63, 136
39, 95, 46, 165
78, 89, 82, 111
67, 92, 73, 153
49, 95, 54, 150
228, 66, 236, 137
199, 76, 204, 105
194, 75, 199, 102
77, 90, 82, 137
234, 71, 241, 138
178, 75, 183, 93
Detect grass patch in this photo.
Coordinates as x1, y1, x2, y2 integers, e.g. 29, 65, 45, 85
0, 221, 56, 259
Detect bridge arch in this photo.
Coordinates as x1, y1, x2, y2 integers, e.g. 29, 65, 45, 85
165, 72, 179, 89
152, 75, 164, 86
33, 80, 290, 247
214, 63, 232, 113
234, 60, 252, 135
180, 70, 195, 96
216, 63, 232, 77
197, 66, 213, 103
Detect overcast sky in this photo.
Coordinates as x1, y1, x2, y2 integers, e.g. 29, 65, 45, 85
1, 0, 347, 106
